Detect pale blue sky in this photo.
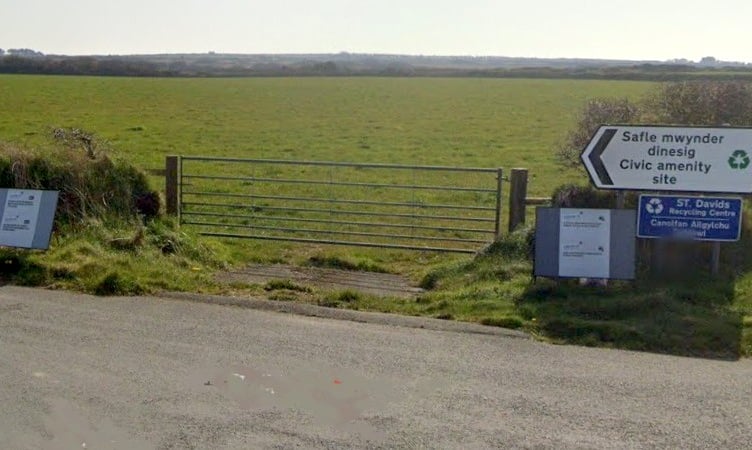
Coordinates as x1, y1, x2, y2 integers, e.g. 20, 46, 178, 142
1, 0, 751, 61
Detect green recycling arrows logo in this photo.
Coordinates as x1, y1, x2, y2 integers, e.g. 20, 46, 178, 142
728, 150, 751, 170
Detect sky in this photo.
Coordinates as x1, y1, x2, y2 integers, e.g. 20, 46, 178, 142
1, 0, 751, 62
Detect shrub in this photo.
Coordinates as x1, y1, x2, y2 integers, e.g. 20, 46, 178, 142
550, 184, 616, 208
51, 127, 106, 159
646, 81, 752, 126
0, 138, 160, 224
556, 98, 641, 166
556, 81, 752, 167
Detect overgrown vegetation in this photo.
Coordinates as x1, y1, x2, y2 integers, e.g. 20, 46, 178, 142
557, 80, 752, 167
391, 226, 750, 359
0, 137, 159, 223
0, 137, 230, 295
306, 255, 390, 273
0, 215, 230, 296
518, 277, 744, 359
264, 279, 313, 293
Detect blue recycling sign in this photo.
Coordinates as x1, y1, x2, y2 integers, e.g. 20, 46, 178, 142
637, 195, 742, 242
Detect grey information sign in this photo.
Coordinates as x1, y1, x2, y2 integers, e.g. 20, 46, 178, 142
535, 207, 636, 280
0, 189, 59, 250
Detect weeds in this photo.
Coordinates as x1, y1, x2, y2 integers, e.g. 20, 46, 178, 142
264, 279, 312, 293
0, 138, 160, 223
94, 272, 144, 296
306, 255, 389, 273
0, 215, 227, 296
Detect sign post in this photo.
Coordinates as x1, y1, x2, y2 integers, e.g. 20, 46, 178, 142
582, 125, 752, 193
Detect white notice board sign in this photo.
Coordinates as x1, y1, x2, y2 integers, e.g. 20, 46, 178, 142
558, 209, 611, 278
0, 189, 45, 248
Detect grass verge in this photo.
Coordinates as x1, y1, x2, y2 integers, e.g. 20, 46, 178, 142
275, 228, 751, 360
4, 216, 748, 359
0, 216, 237, 296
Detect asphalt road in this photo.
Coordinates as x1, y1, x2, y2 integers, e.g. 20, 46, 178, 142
0, 286, 750, 449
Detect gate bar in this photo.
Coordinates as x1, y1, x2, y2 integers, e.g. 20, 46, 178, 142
181, 191, 497, 212
181, 156, 499, 173
199, 232, 479, 254
182, 175, 497, 194
183, 221, 490, 244
181, 202, 496, 223
181, 211, 496, 234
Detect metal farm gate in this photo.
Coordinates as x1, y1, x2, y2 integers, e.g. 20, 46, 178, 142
167, 156, 504, 253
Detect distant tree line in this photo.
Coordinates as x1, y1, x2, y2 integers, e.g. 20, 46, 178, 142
2, 54, 752, 81
0, 55, 178, 77
0, 48, 44, 57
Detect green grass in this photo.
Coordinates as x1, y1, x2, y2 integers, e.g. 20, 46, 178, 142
3, 75, 749, 358
0, 217, 234, 295
519, 278, 744, 359
348, 228, 749, 359
305, 255, 391, 273
0, 76, 652, 193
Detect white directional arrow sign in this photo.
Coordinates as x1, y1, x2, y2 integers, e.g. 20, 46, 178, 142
581, 125, 752, 193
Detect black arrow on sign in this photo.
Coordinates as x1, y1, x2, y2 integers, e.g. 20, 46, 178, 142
589, 128, 616, 186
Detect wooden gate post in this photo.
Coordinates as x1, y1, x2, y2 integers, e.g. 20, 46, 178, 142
615, 191, 626, 209
165, 155, 179, 216
508, 168, 528, 233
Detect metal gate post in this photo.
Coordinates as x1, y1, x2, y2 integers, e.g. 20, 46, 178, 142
494, 168, 504, 239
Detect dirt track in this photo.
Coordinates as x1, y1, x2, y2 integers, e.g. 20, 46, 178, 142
217, 264, 424, 298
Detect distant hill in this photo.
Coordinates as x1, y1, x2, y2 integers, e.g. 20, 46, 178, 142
1, 51, 751, 80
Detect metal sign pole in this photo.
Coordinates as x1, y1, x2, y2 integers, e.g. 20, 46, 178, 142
711, 243, 721, 275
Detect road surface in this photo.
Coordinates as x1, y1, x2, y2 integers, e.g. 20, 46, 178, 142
0, 286, 750, 449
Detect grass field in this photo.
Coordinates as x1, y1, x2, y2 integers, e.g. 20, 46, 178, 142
0, 76, 653, 193
2, 75, 749, 358
0, 75, 654, 254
